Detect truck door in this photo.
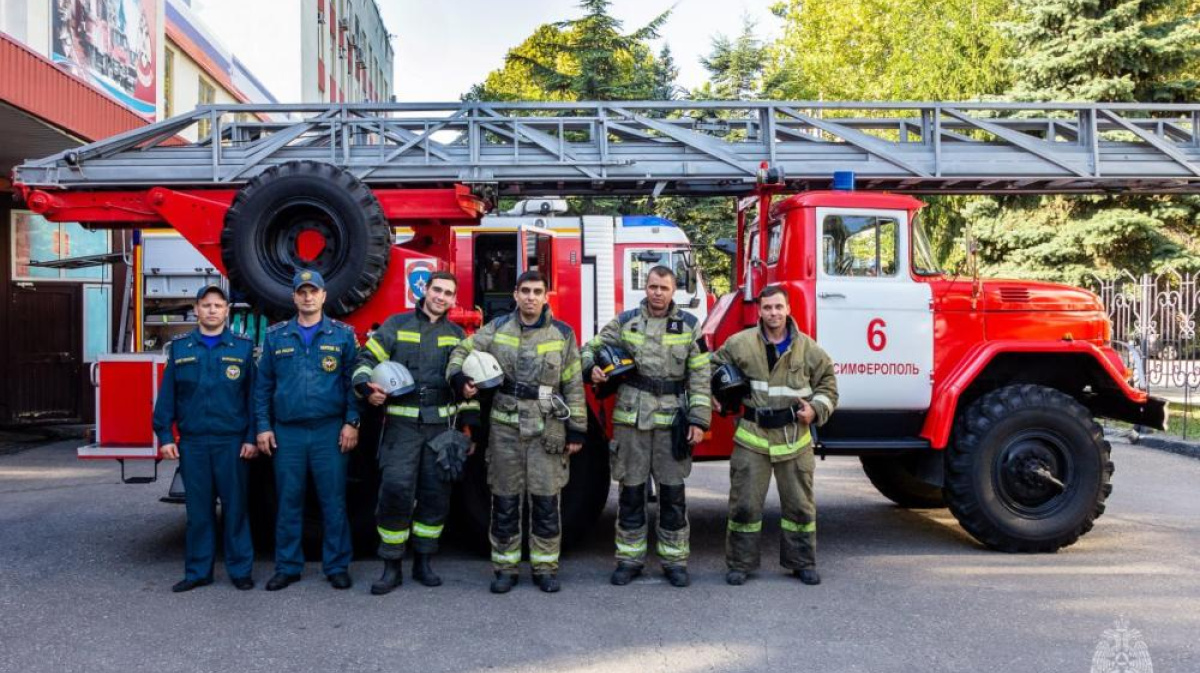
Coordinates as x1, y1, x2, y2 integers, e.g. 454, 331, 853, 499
814, 208, 932, 411
517, 223, 560, 314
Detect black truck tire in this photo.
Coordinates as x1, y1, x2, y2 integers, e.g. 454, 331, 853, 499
860, 454, 946, 508
221, 161, 390, 317
945, 384, 1113, 552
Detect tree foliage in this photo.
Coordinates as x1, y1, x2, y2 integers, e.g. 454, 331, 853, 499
965, 0, 1200, 283
466, 0, 670, 102
764, 0, 1016, 101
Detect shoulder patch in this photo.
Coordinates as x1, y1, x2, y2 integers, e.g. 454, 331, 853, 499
552, 319, 575, 340
679, 311, 698, 328
617, 308, 639, 325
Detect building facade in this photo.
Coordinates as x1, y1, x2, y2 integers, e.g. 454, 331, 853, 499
301, 0, 393, 103
0, 0, 278, 423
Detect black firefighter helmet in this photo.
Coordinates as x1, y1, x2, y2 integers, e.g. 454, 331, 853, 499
711, 362, 750, 415
592, 344, 636, 398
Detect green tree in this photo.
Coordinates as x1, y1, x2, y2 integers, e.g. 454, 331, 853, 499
966, 0, 1200, 283
764, 0, 1015, 101
467, 0, 670, 102
693, 16, 770, 100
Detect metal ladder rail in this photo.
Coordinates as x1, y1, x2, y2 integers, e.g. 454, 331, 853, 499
14, 100, 1200, 195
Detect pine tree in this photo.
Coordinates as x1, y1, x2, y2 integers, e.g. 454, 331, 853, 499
968, 0, 1200, 283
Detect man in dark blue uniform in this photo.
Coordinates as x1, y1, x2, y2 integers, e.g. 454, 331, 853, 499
255, 270, 361, 591
153, 284, 257, 592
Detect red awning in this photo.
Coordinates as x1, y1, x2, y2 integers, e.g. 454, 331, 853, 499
0, 31, 147, 182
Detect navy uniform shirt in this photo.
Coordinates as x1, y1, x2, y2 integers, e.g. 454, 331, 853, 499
255, 315, 361, 432
152, 329, 257, 445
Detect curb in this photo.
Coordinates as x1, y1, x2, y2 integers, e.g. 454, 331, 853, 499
1131, 434, 1200, 460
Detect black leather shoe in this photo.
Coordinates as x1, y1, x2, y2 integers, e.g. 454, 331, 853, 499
231, 576, 255, 591
327, 572, 353, 590
533, 573, 561, 593
265, 572, 301, 591
663, 566, 690, 588
725, 570, 748, 586
610, 563, 642, 586
171, 577, 213, 593
490, 572, 518, 594
796, 568, 821, 585
371, 559, 403, 595
412, 553, 442, 587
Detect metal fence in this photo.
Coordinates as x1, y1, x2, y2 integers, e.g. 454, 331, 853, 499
1088, 271, 1200, 438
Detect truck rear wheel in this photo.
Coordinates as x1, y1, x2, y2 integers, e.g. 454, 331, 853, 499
860, 454, 945, 508
945, 384, 1113, 552
221, 160, 391, 317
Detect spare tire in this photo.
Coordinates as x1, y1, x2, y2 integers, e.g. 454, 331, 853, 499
221, 161, 390, 317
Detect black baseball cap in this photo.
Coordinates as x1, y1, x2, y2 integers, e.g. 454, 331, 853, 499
195, 284, 228, 301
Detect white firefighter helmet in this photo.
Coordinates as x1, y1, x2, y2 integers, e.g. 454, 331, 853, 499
462, 351, 504, 390
371, 361, 416, 397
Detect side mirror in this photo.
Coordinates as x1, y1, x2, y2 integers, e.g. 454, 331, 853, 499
686, 295, 701, 309
636, 251, 663, 263
714, 238, 737, 257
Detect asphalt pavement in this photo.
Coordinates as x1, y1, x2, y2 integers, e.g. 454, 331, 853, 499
1, 440, 1197, 673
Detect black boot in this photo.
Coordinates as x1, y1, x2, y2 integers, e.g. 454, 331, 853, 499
610, 562, 642, 586
370, 559, 403, 595
795, 568, 821, 585
490, 572, 518, 594
533, 573, 561, 593
412, 553, 443, 587
663, 566, 690, 588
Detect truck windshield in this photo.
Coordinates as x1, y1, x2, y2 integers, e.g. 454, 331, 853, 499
911, 214, 942, 276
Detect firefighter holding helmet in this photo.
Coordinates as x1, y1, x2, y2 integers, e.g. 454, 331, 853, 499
448, 270, 587, 594
712, 284, 838, 586
351, 271, 475, 595
582, 264, 712, 588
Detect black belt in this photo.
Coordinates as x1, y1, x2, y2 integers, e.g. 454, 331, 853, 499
626, 374, 686, 396
396, 386, 454, 407
742, 404, 803, 429
499, 380, 541, 400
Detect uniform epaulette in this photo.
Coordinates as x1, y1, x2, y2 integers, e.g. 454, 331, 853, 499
170, 332, 191, 341
552, 319, 575, 339
265, 321, 288, 333
232, 332, 254, 341
331, 319, 355, 331
617, 308, 640, 325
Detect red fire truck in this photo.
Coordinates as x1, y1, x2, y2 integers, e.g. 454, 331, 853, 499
15, 100, 1187, 552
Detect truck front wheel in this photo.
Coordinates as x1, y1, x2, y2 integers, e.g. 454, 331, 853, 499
945, 384, 1113, 552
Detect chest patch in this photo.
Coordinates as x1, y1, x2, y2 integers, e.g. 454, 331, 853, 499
226, 365, 242, 380
322, 355, 338, 372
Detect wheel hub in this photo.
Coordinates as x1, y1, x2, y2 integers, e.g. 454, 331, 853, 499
995, 434, 1072, 515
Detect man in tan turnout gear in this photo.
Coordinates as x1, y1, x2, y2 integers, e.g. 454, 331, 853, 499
447, 270, 587, 594
582, 265, 710, 588
713, 284, 838, 586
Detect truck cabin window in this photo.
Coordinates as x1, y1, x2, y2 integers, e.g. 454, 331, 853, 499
822, 215, 898, 278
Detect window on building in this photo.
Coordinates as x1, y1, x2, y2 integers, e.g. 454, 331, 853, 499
197, 76, 216, 138
164, 47, 175, 119
11, 212, 111, 282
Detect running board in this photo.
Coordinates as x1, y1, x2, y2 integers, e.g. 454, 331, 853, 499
817, 438, 932, 455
